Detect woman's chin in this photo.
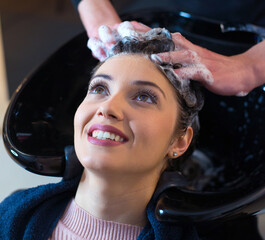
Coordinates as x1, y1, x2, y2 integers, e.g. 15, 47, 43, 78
79, 155, 125, 174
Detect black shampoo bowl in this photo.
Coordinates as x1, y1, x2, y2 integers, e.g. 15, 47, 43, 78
2, 11, 265, 230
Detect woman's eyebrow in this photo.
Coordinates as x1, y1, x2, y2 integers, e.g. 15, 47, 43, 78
91, 74, 112, 81
90, 75, 166, 98
132, 80, 166, 98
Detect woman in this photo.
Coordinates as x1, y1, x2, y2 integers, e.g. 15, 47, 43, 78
0, 28, 203, 240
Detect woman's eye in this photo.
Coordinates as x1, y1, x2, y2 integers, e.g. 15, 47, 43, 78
135, 93, 157, 104
90, 85, 107, 95
136, 94, 151, 103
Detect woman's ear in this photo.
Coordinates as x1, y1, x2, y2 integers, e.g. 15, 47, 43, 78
169, 127, 193, 158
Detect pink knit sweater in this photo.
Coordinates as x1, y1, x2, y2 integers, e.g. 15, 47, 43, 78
48, 199, 143, 240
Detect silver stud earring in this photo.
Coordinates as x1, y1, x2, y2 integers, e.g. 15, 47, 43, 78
173, 152, 178, 157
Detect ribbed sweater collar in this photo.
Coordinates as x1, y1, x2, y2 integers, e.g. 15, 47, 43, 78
60, 199, 143, 239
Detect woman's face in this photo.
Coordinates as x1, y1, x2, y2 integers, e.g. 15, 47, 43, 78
74, 54, 189, 177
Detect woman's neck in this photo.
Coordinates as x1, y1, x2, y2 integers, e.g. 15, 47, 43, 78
75, 169, 159, 227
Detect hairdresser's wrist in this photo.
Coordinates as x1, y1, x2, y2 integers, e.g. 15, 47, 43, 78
251, 58, 265, 89
243, 40, 265, 90
78, 0, 121, 38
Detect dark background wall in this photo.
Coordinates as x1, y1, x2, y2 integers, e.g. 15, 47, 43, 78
0, 0, 84, 97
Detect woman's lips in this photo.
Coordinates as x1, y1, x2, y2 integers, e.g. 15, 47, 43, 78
87, 124, 128, 146
87, 136, 124, 146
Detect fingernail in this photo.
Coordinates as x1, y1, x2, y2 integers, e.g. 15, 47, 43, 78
150, 54, 162, 63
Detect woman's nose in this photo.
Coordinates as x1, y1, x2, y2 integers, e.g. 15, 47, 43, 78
96, 95, 124, 121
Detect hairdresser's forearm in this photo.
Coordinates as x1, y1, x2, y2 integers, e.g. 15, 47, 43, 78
243, 40, 265, 89
78, 0, 121, 38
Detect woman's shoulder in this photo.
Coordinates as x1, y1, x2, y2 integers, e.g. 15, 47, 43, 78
0, 176, 80, 240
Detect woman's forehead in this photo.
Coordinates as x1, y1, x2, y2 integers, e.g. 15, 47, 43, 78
94, 54, 168, 84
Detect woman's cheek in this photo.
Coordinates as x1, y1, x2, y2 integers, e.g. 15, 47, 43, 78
74, 105, 84, 132
74, 102, 92, 130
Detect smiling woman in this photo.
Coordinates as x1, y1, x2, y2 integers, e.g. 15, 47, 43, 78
69, 28, 203, 238
0, 27, 203, 240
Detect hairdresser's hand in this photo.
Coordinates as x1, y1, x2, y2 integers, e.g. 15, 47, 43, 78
152, 33, 265, 96
88, 21, 151, 61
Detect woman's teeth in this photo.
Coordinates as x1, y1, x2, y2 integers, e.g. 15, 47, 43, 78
92, 130, 124, 142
